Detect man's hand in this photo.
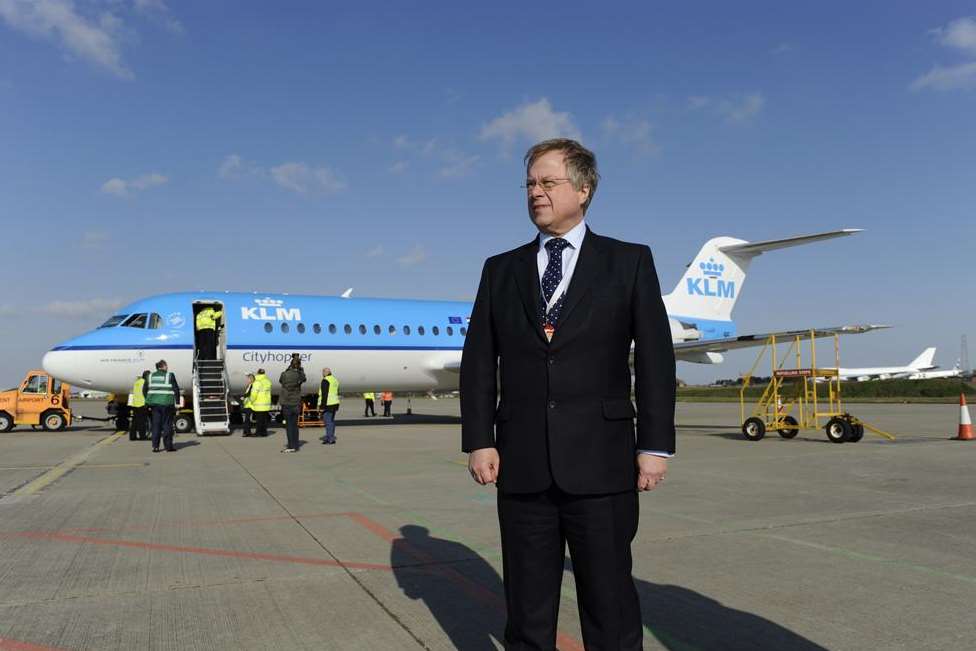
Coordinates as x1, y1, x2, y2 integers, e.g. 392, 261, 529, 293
636, 454, 667, 492
468, 448, 500, 485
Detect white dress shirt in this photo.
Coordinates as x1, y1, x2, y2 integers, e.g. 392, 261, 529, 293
536, 220, 672, 459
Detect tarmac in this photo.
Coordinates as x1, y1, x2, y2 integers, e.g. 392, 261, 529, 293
1, 398, 974, 650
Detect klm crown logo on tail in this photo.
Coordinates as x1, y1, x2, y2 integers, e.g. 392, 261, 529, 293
241, 297, 302, 321
687, 258, 735, 299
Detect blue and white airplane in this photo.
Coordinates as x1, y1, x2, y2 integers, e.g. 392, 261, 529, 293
42, 228, 884, 402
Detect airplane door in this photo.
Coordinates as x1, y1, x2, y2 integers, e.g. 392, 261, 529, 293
191, 301, 226, 362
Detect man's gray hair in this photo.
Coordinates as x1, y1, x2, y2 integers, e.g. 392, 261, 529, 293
524, 138, 599, 213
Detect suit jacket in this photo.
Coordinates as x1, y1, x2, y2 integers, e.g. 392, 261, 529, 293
460, 227, 676, 494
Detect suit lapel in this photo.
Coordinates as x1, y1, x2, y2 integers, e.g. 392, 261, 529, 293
513, 240, 548, 345
553, 228, 603, 338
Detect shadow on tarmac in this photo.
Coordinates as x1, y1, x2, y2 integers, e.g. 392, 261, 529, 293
632, 578, 828, 651
338, 413, 462, 427
391, 524, 505, 651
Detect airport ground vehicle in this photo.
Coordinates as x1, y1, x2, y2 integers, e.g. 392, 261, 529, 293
0, 370, 72, 432
739, 332, 895, 444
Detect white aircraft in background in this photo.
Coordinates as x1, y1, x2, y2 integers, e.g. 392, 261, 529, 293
908, 362, 963, 380
836, 347, 938, 381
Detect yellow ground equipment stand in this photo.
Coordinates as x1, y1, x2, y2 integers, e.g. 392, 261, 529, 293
298, 401, 323, 428
739, 331, 895, 444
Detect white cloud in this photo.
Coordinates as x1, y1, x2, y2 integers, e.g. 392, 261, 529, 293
133, 0, 183, 34
771, 42, 793, 55
389, 160, 409, 174
911, 17, 976, 92
397, 245, 427, 267
602, 115, 657, 153
931, 16, 976, 54
81, 230, 109, 248
688, 96, 711, 110
0, 0, 133, 78
438, 152, 479, 178
911, 62, 976, 91
480, 98, 582, 145
35, 298, 124, 318
366, 244, 385, 258
716, 93, 765, 123
270, 162, 347, 195
217, 153, 263, 180
100, 172, 168, 196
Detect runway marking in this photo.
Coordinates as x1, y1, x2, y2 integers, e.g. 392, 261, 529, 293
6, 530, 392, 572
11, 432, 125, 497
0, 637, 67, 651
60, 511, 352, 536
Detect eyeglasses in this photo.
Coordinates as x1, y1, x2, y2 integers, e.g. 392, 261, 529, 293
521, 178, 572, 192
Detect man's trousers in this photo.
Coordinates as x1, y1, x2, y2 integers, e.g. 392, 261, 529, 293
497, 485, 642, 650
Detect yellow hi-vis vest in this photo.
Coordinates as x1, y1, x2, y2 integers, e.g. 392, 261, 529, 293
242, 382, 254, 410
146, 371, 175, 407
363, 392, 375, 400
318, 376, 340, 407
250, 375, 272, 412
195, 307, 223, 331
129, 378, 146, 408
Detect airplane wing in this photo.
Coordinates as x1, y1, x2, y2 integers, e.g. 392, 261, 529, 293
674, 324, 890, 356
717, 229, 862, 257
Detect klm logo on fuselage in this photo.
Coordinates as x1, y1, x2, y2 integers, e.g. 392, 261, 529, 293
687, 258, 735, 299
241, 297, 302, 321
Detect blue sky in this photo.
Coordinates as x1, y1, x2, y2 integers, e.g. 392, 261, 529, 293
1, 1, 974, 387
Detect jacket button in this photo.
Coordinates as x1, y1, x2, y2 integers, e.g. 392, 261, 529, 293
547, 357, 554, 365
548, 401, 556, 409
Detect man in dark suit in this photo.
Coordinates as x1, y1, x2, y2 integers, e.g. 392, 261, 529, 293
461, 138, 676, 650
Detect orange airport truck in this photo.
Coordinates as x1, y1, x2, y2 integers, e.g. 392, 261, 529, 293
0, 370, 72, 432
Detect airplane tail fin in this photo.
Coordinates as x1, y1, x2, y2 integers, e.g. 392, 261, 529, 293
663, 229, 862, 322
909, 347, 937, 370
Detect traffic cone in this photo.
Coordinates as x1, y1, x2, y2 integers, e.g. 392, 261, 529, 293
952, 393, 973, 440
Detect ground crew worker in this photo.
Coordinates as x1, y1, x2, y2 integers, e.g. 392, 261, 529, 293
363, 391, 376, 417
381, 390, 393, 417
250, 369, 272, 437
144, 360, 180, 453
240, 373, 255, 436
318, 368, 340, 444
279, 355, 306, 452
128, 372, 149, 441
195, 305, 223, 360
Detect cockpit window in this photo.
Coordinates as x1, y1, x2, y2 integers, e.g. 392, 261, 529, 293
148, 313, 162, 329
122, 313, 148, 328
98, 315, 129, 328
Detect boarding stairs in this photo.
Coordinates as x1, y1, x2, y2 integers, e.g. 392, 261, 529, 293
192, 359, 231, 434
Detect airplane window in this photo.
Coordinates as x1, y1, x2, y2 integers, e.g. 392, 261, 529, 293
281, 323, 290, 333
373, 325, 381, 335
418, 326, 425, 336
314, 323, 322, 334
23, 375, 47, 394
328, 324, 336, 334
297, 323, 306, 334
344, 324, 352, 334
122, 313, 148, 328
98, 315, 128, 328
403, 325, 411, 335
359, 324, 367, 334
447, 326, 454, 336
432, 326, 440, 335
460, 327, 467, 336
389, 325, 396, 335
264, 323, 273, 333
149, 313, 162, 329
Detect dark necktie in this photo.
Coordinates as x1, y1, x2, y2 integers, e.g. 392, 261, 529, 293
541, 238, 570, 326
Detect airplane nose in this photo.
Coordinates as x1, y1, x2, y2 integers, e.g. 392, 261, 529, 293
42, 349, 91, 387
